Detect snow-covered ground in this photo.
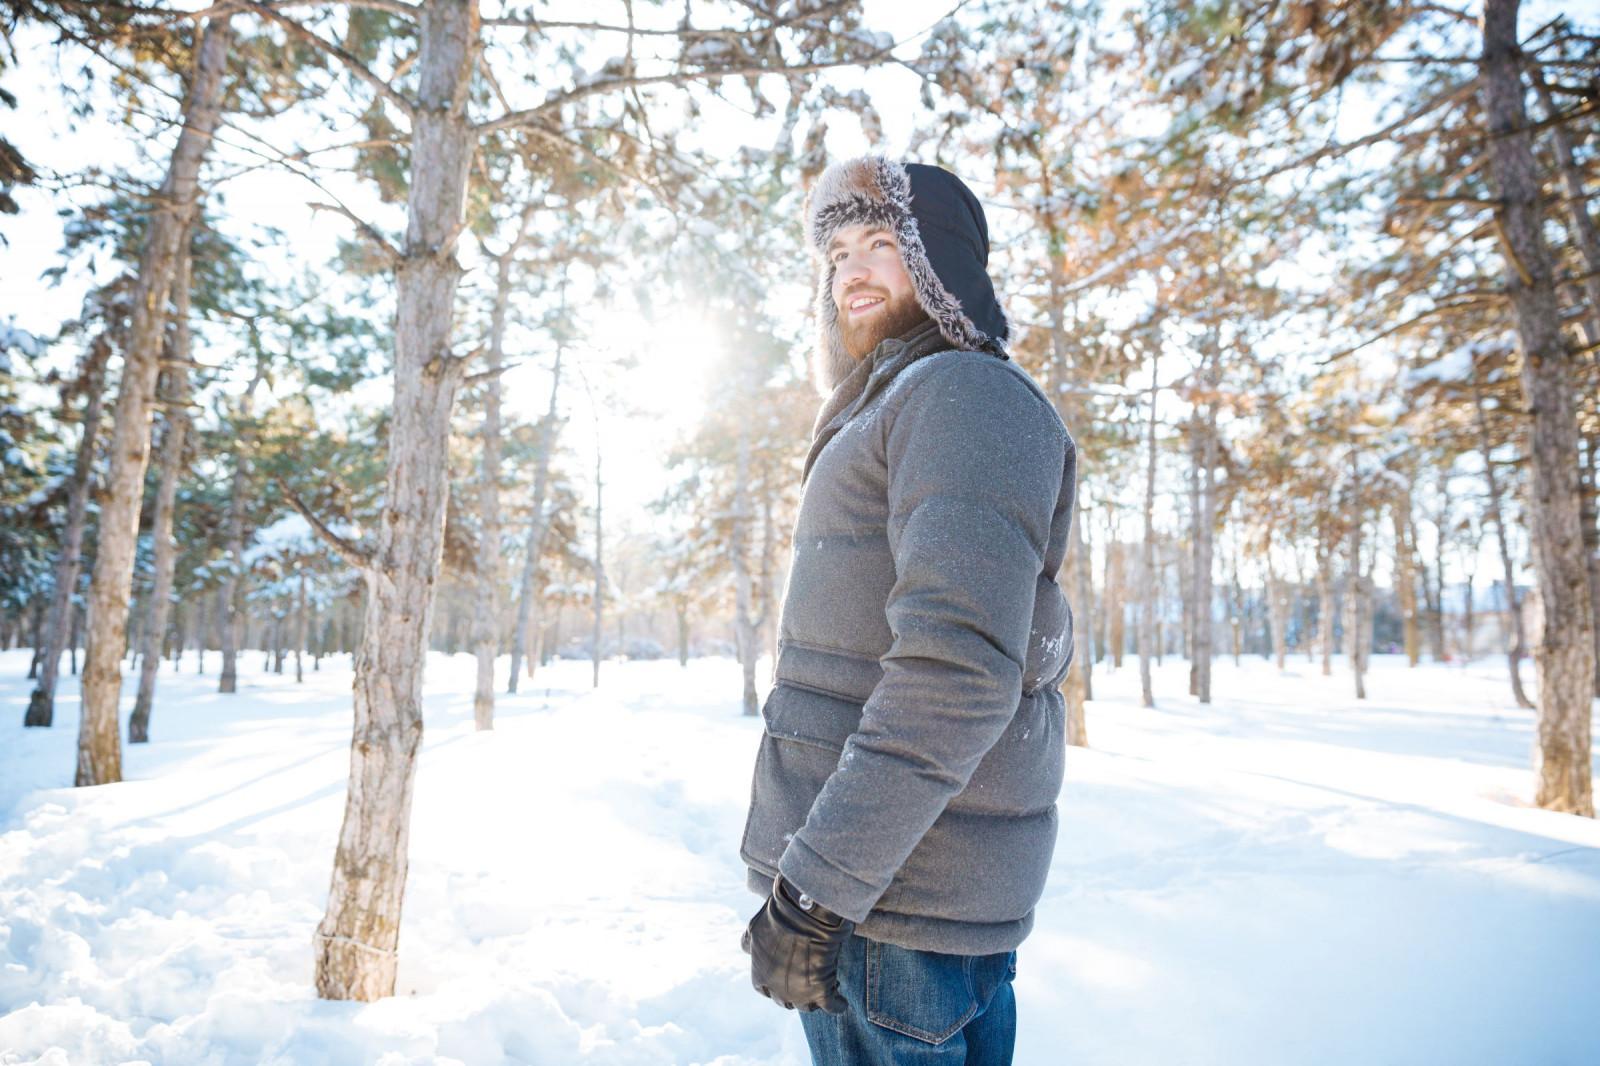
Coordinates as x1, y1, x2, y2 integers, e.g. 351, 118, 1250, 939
2, 648, 1597, 1066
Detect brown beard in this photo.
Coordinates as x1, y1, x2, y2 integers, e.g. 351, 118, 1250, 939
840, 288, 930, 360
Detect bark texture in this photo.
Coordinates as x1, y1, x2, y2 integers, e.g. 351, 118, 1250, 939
1137, 355, 1159, 708
1473, 380, 1535, 709
25, 335, 111, 727
1481, 0, 1595, 816
129, 245, 194, 743
76, 17, 233, 785
471, 234, 512, 727
508, 347, 562, 693
314, 0, 480, 1000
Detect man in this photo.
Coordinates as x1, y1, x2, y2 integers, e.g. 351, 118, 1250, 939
739, 154, 1079, 1066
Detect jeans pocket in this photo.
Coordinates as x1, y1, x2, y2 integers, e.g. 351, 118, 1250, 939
864, 940, 978, 1045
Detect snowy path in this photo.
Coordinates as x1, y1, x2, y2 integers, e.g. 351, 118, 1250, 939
1, 650, 1597, 1065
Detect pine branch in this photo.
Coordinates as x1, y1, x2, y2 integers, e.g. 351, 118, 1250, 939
308, 199, 401, 264
276, 476, 376, 573
477, 53, 892, 134
1239, 77, 1480, 188
245, 1, 417, 120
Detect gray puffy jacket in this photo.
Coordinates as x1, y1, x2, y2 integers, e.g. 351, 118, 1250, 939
740, 321, 1077, 956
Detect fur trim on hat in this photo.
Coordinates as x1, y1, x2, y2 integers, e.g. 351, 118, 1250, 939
803, 155, 1007, 396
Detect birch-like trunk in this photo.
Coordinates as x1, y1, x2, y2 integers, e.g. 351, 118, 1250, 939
1473, 380, 1535, 709
1481, 0, 1595, 816
218, 360, 265, 694
1316, 531, 1335, 676
129, 246, 194, 743
1191, 387, 1217, 704
1267, 554, 1288, 672
1061, 490, 1090, 747
77, 16, 233, 786
508, 347, 562, 693
294, 573, 308, 684
25, 335, 111, 727
732, 410, 762, 716
471, 227, 521, 728
1391, 489, 1421, 666
1137, 354, 1159, 708
314, 0, 480, 1000
592, 447, 604, 689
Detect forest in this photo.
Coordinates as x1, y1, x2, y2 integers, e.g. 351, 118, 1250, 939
1, 0, 1597, 1062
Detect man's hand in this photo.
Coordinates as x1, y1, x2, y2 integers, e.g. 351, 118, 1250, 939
741, 874, 854, 1013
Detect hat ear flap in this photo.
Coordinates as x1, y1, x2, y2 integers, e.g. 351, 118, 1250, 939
811, 264, 856, 396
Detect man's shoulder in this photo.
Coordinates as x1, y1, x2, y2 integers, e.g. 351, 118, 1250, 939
889, 349, 1061, 428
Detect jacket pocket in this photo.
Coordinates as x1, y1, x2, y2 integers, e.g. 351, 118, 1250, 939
865, 940, 977, 1045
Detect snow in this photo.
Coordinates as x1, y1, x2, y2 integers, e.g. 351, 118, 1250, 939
1406, 344, 1478, 387
2, 651, 1598, 1065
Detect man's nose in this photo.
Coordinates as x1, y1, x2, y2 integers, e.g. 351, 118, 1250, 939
836, 254, 870, 287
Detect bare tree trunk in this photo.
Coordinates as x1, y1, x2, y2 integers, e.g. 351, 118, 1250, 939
26, 335, 111, 727
1192, 387, 1218, 704
1529, 68, 1600, 700
1586, 436, 1600, 700
1228, 524, 1243, 667
1473, 380, 1536, 709
314, 0, 480, 1001
129, 246, 194, 743
1138, 353, 1159, 708
1316, 530, 1336, 676
219, 359, 266, 694
1347, 451, 1368, 700
1482, 0, 1595, 816
509, 347, 562, 693
1061, 484, 1090, 746
1074, 505, 1095, 699
471, 213, 532, 727
294, 573, 308, 684
732, 408, 761, 715
1462, 565, 1476, 662
70, 599, 83, 675
1267, 554, 1288, 672
1107, 539, 1125, 670
1431, 478, 1452, 661
77, 16, 233, 786
195, 590, 207, 675
675, 601, 690, 666
592, 449, 604, 689
1391, 489, 1421, 667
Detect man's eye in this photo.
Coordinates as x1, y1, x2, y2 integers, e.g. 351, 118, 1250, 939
873, 239, 893, 249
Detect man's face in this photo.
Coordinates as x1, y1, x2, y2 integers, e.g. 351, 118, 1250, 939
828, 224, 927, 360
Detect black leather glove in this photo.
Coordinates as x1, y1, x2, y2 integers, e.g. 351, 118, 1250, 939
741, 873, 854, 1013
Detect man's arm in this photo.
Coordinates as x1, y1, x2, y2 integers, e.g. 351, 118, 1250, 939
777, 354, 1069, 922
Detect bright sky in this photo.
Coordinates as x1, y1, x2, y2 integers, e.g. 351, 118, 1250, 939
0, 0, 940, 529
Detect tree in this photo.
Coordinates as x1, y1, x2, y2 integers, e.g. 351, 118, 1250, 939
75, 13, 234, 786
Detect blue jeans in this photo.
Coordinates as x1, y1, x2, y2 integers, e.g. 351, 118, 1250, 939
799, 932, 1017, 1065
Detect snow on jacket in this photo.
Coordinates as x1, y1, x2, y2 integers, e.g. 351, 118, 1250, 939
740, 156, 1078, 956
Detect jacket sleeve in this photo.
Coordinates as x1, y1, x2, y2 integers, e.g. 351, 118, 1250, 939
777, 354, 1069, 922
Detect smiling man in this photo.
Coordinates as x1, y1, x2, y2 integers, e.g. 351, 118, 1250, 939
739, 156, 1080, 1066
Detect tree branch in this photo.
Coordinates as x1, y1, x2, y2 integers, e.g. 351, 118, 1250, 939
245, 1, 417, 119
276, 476, 376, 573
477, 53, 892, 134
308, 199, 401, 264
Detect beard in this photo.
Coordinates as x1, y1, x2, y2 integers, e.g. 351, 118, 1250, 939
839, 287, 930, 360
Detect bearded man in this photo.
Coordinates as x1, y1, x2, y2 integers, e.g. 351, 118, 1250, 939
739, 155, 1079, 1066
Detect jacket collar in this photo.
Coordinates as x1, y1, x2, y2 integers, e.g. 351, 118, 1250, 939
802, 319, 948, 485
